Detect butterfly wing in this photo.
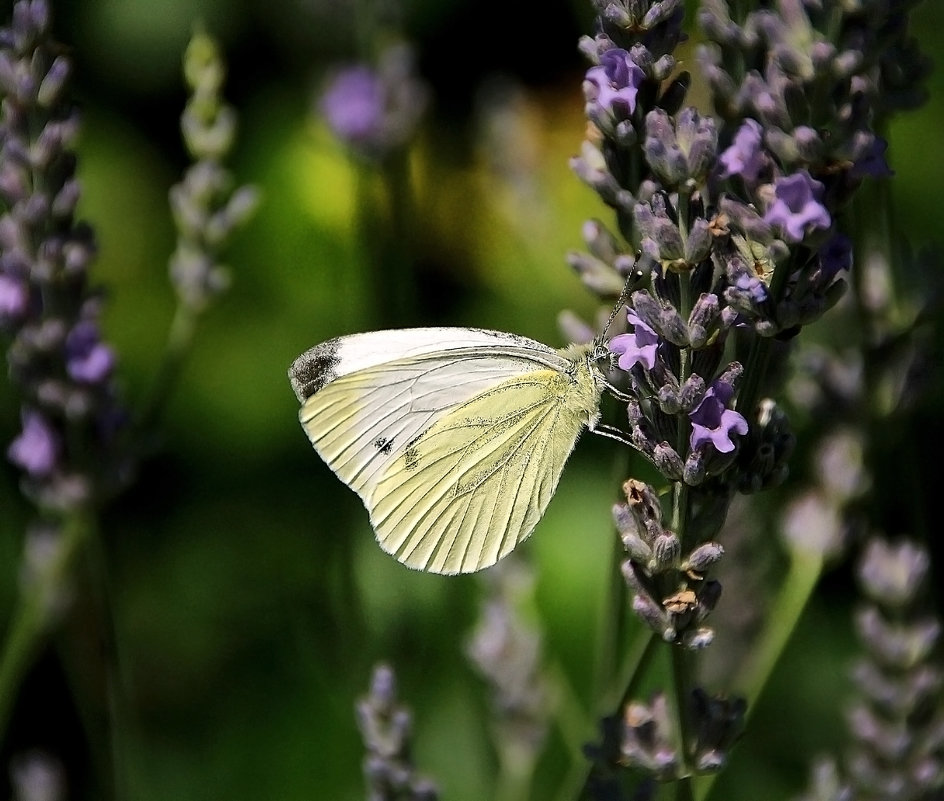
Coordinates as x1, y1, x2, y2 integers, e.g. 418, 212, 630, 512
289, 329, 602, 574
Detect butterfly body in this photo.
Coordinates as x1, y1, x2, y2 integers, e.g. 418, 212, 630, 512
290, 328, 609, 574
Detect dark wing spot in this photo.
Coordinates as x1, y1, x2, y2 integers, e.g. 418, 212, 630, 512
288, 338, 341, 401
403, 445, 419, 471
374, 437, 394, 455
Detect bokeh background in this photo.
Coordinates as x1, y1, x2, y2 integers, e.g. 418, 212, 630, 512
1, 0, 943, 799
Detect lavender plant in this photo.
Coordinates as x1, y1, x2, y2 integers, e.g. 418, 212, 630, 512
317, 42, 428, 327
0, 0, 129, 736
357, 663, 440, 801
563, 0, 932, 796
0, 0, 255, 779
796, 537, 943, 801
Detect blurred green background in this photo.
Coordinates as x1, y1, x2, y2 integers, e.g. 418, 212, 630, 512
1, 0, 943, 799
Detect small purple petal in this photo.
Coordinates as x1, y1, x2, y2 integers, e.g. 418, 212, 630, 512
0, 273, 28, 320
689, 382, 748, 454
586, 49, 646, 117
320, 66, 385, 144
763, 170, 831, 242
609, 310, 659, 371
8, 411, 58, 477
817, 233, 852, 281
851, 135, 893, 178
719, 119, 766, 182
66, 320, 115, 384
735, 271, 767, 304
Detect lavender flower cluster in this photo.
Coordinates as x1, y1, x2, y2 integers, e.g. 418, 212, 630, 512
570, 0, 924, 633
798, 538, 943, 801
566, 0, 930, 786
0, 0, 128, 511
356, 664, 440, 801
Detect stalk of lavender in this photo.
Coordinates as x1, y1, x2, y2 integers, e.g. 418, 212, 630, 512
795, 538, 944, 801
566, 0, 928, 793
356, 663, 439, 801
0, 0, 129, 736
318, 42, 427, 327
466, 558, 551, 801
139, 28, 258, 430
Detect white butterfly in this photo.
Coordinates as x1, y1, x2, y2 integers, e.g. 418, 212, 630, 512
289, 327, 630, 574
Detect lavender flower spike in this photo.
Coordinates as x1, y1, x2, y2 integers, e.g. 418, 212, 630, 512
689, 380, 748, 454
764, 171, 831, 243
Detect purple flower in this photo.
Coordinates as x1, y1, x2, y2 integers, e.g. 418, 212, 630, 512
689, 381, 748, 454
609, 310, 659, 370
65, 320, 115, 384
851, 135, 893, 178
763, 170, 831, 242
585, 49, 646, 119
719, 119, 766, 182
817, 233, 852, 282
8, 410, 59, 478
734, 271, 768, 305
0, 273, 28, 321
320, 66, 386, 145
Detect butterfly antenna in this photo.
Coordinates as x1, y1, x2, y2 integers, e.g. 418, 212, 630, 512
600, 251, 644, 339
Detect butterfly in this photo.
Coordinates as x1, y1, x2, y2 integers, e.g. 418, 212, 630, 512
288, 321, 639, 575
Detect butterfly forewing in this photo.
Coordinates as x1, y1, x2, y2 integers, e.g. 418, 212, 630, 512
298, 348, 571, 500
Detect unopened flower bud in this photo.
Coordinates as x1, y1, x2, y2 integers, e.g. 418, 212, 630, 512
652, 442, 684, 480
685, 542, 724, 574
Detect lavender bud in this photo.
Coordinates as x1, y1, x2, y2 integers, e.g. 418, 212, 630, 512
685, 217, 713, 265
677, 373, 706, 413
568, 250, 627, 296
683, 447, 707, 486
685, 542, 724, 574
687, 292, 720, 348
855, 607, 940, 670
652, 441, 684, 480
682, 627, 715, 650
652, 54, 676, 81
36, 53, 69, 107
652, 533, 681, 570
857, 538, 931, 610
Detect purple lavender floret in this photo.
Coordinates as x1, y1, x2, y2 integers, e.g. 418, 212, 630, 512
318, 44, 428, 159
320, 65, 385, 145
689, 380, 748, 454
585, 48, 646, 119
7, 410, 58, 478
718, 119, 766, 182
851, 135, 893, 178
610, 310, 659, 370
0, 272, 28, 321
65, 319, 115, 384
763, 170, 831, 242
816, 233, 852, 282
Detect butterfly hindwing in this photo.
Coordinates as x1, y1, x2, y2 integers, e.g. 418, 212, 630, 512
371, 368, 585, 573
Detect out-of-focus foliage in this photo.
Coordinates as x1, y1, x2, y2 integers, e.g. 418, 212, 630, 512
1, 0, 942, 799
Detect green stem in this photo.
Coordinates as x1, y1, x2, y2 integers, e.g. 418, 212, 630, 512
135, 303, 200, 436
0, 511, 94, 738
594, 531, 629, 705
494, 739, 537, 801
670, 645, 695, 778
